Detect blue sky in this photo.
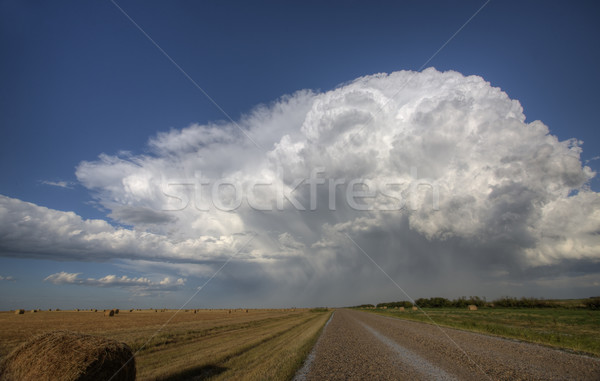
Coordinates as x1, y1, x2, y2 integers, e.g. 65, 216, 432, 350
1, 1, 600, 309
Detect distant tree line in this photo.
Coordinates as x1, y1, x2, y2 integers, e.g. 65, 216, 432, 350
353, 304, 375, 309
376, 301, 413, 309
351, 296, 600, 310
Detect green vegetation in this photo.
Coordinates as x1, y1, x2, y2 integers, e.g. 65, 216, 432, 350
354, 296, 600, 310
353, 304, 375, 309
584, 297, 600, 310
361, 307, 600, 357
377, 301, 412, 309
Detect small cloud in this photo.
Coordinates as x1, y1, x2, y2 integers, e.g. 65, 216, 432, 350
0, 275, 15, 281
44, 271, 185, 295
41, 180, 75, 189
585, 156, 600, 164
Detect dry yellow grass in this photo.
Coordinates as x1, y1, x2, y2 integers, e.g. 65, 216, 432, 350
0, 308, 331, 380
0, 330, 135, 380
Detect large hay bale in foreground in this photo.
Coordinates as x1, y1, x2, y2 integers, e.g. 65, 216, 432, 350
468, 304, 478, 311
0, 330, 135, 381
15, 309, 24, 315
104, 309, 115, 317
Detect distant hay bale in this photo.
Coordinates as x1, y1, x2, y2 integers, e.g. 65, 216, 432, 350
55, 308, 61, 311
399, 307, 405, 311
104, 309, 115, 317
75, 309, 79, 312
412, 306, 418, 311
15, 309, 24, 315
93, 309, 97, 312
246, 309, 248, 313
114, 309, 119, 315
30, 310, 37, 313
0, 330, 135, 381
129, 309, 133, 313
468, 304, 478, 311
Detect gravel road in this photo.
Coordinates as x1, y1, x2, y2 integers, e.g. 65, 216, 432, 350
300, 309, 600, 380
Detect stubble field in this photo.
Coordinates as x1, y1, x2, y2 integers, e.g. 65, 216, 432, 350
0, 308, 332, 380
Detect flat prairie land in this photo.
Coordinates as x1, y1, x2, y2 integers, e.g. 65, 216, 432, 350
304, 309, 600, 380
362, 307, 600, 357
0, 308, 332, 380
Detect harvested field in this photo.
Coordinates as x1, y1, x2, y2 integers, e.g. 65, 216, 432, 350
0, 308, 331, 380
0, 330, 135, 380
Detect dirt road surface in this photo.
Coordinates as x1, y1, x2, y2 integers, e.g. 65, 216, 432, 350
297, 309, 600, 380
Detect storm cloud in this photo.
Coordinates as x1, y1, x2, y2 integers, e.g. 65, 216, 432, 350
2, 68, 599, 303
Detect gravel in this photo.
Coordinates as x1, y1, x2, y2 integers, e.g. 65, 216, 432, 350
302, 309, 600, 380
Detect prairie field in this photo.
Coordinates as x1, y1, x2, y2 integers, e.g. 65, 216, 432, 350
0, 308, 332, 380
362, 307, 600, 357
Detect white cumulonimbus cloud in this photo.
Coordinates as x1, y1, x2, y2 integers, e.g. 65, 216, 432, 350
1, 68, 599, 300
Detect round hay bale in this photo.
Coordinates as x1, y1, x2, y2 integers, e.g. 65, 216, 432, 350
0, 330, 135, 381
104, 309, 115, 317
114, 309, 119, 315
15, 309, 24, 315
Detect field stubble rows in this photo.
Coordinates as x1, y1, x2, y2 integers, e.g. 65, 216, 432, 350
0, 309, 332, 380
